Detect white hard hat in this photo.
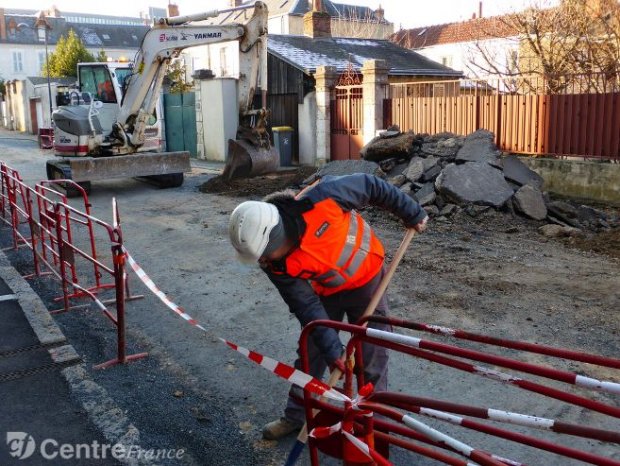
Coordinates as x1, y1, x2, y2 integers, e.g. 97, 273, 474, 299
229, 201, 281, 263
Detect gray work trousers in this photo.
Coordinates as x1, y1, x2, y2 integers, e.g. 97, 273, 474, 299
284, 268, 391, 423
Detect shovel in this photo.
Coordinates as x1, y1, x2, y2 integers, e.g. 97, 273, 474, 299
284, 228, 417, 466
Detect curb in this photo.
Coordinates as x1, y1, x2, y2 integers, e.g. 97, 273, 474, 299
0, 247, 152, 466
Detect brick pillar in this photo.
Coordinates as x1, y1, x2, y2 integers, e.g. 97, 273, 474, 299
361, 59, 389, 145
313, 65, 338, 166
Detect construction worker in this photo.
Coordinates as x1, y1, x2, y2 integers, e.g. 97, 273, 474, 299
97, 79, 116, 103
228, 173, 428, 440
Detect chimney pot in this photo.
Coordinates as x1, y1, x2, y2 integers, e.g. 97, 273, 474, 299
167, 3, 179, 17
375, 4, 384, 21
0, 8, 6, 41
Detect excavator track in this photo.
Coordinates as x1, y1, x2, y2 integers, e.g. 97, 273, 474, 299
46, 151, 190, 197
45, 160, 91, 198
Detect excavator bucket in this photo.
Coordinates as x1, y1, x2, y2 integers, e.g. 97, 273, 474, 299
222, 138, 279, 181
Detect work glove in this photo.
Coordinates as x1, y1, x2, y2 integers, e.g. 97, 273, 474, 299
328, 348, 346, 381
411, 215, 429, 233
329, 355, 346, 375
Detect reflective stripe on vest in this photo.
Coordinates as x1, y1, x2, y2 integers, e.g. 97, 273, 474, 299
316, 211, 371, 288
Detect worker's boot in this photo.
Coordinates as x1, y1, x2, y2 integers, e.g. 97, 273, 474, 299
262, 417, 303, 440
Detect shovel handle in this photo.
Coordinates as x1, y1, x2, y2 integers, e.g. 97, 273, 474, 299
359, 227, 416, 324
287, 228, 417, 465
326, 228, 416, 386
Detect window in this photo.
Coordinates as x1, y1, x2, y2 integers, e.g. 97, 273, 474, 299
12, 51, 23, 73
80, 65, 117, 103
38, 51, 46, 72
37, 27, 47, 43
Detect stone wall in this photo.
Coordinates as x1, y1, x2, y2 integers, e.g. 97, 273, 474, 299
521, 158, 620, 206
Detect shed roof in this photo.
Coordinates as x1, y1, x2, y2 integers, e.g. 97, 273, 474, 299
268, 34, 462, 76
27, 76, 76, 86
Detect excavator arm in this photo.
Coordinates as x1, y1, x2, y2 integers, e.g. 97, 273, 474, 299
116, 1, 270, 153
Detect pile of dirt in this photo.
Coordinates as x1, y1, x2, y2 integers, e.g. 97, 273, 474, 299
199, 166, 316, 198
565, 228, 620, 259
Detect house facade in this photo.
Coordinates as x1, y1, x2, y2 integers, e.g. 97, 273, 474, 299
390, 16, 519, 80
0, 7, 154, 82
0, 7, 161, 132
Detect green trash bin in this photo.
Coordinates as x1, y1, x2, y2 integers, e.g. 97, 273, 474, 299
272, 126, 294, 166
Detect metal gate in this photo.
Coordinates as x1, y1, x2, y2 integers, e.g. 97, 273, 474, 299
163, 92, 197, 157
330, 85, 364, 160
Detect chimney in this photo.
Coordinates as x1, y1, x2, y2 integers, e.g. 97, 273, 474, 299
479, 1, 483, 19
167, 2, 179, 17
230, 0, 243, 6
303, 0, 331, 38
375, 4, 384, 22
0, 9, 6, 41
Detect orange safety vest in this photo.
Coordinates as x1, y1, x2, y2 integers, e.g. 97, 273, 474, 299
283, 198, 384, 296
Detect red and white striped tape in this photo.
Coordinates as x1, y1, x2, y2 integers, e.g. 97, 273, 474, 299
220, 338, 349, 402
309, 422, 392, 466
342, 431, 393, 466
309, 422, 342, 440
122, 247, 207, 332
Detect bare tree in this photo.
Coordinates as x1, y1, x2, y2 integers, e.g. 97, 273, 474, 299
467, 0, 620, 93
331, 6, 390, 39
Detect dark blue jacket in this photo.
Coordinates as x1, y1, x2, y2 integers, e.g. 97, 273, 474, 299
263, 174, 426, 365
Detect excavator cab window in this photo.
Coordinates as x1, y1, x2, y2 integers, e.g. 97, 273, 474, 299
79, 65, 117, 104
114, 68, 133, 99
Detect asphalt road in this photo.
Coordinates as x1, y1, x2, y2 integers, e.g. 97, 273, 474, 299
1, 132, 618, 466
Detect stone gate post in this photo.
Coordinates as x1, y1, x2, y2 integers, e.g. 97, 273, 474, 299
361, 59, 389, 145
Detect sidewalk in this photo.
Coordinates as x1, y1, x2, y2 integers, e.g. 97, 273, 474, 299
0, 251, 119, 465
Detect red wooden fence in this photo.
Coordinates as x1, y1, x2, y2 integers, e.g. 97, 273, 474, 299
384, 75, 620, 160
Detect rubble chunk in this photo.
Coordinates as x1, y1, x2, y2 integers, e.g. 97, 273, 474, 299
360, 131, 421, 162
421, 164, 442, 182
414, 182, 436, 206
502, 155, 544, 189
435, 163, 514, 207
311, 160, 383, 181
456, 138, 499, 164
439, 203, 459, 217
539, 224, 583, 238
513, 185, 548, 220
403, 157, 425, 182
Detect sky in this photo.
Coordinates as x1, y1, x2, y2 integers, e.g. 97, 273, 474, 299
3, 0, 551, 30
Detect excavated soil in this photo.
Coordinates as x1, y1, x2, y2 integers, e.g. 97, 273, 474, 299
199, 167, 317, 198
